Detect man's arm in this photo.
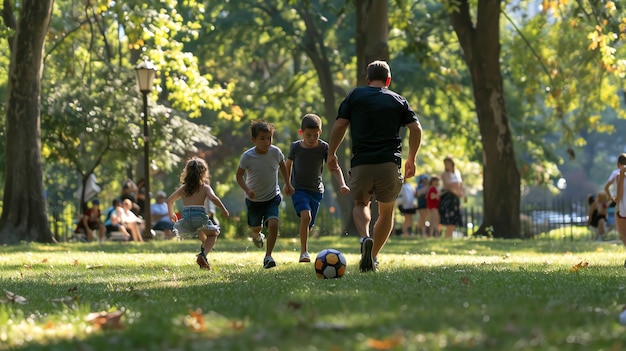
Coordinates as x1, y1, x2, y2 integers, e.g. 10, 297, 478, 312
327, 118, 350, 171
329, 166, 350, 195
403, 121, 422, 179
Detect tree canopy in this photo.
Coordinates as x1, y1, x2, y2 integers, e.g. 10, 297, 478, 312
1, 0, 625, 241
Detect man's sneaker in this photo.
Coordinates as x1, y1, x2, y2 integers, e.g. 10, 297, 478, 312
263, 256, 276, 269
196, 254, 211, 270
359, 237, 375, 272
299, 252, 311, 263
253, 233, 265, 248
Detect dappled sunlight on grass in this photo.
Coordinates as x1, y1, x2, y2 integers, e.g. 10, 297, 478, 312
1, 237, 626, 350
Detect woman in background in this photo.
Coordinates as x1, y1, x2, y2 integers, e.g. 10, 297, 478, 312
438, 157, 465, 238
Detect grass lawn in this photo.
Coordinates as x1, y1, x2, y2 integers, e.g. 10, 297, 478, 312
1, 232, 626, 350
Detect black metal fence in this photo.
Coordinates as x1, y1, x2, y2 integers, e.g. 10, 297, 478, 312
45, 198, 594, 242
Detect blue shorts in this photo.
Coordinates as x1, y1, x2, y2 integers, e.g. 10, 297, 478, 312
246, 195, 281, 228
291, 189, 323, 228
174, 206, 218, 237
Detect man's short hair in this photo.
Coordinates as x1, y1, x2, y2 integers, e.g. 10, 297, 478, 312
301, 114, 322, 130
619, 153, 626, 166
367, 60, 391, 83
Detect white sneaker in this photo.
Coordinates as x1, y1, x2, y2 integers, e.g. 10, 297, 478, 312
299, 252, 311, 263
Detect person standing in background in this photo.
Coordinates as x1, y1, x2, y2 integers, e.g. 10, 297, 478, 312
438, 157, 465, 238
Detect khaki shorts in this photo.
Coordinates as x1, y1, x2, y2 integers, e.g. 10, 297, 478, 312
349, 162, 403, 203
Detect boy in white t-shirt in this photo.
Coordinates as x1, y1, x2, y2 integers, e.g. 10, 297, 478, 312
236, 120, 294, 269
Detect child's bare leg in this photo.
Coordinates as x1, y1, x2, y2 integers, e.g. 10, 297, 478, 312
250, 226, 263, 240
266, 218, 279, 257
299, 210, 312, 254
201, 228, 220, 253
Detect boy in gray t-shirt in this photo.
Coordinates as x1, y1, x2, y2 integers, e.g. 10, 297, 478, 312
285, 114, 350, 263
237, 120, 294, 269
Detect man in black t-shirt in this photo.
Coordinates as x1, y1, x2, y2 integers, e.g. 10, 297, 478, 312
328, 60, 422, 272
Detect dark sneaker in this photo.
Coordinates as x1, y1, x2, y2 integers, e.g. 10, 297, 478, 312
359, 238, 374, 272
263, 256, 276, 269
196, 254, 211, 270
253, 233, 265, 248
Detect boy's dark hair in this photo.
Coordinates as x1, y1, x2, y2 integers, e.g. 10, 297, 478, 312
251, 119, 275, 138
367, 60, 390, 83
301, 114, 322, 130
618, 153, 626, 165
429, 176, 440, 185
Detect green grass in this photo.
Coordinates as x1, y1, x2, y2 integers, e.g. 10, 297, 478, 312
1, 234, 626, 350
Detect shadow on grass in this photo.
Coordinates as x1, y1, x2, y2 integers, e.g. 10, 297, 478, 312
2, 245, 626, 350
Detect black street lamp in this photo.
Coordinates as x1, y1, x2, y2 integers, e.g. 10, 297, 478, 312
135, 59, 157, 236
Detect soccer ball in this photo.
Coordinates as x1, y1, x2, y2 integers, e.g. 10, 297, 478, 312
315, 249, 347, 279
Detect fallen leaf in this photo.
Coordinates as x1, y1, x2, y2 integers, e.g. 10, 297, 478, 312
41, 258, 48, 263
570, 260, 590, 272
23, 264, 32, 269
68, 286, 78, 293
73, 259, 79, 266
86, 265, 103, 269
367, 332, 404, 350
185, 309, 205, 332
44, 272, 54, 278
461, 277, 470, 286
85, 309, 125, 330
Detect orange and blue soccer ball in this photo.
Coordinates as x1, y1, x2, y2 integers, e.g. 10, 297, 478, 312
315, 249, 347, 279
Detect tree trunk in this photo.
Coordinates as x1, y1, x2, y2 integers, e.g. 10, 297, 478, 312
0, 0, 54, 244
353, 0, 389, 235
356, 0, 389, 84
450, 0, 521, 238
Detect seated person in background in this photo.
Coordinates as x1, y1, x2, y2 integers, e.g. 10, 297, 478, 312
121, 198, 144, 242
120, 178, 141, 215
151, 191, 175, 239
103, 198, 131, 240
75, 199, 106, 243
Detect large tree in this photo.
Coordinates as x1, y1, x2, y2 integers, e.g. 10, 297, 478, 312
0, 0, 54, 244
450, 0, 521, 238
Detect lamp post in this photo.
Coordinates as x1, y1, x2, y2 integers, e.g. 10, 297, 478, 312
135, 59, 157, 236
